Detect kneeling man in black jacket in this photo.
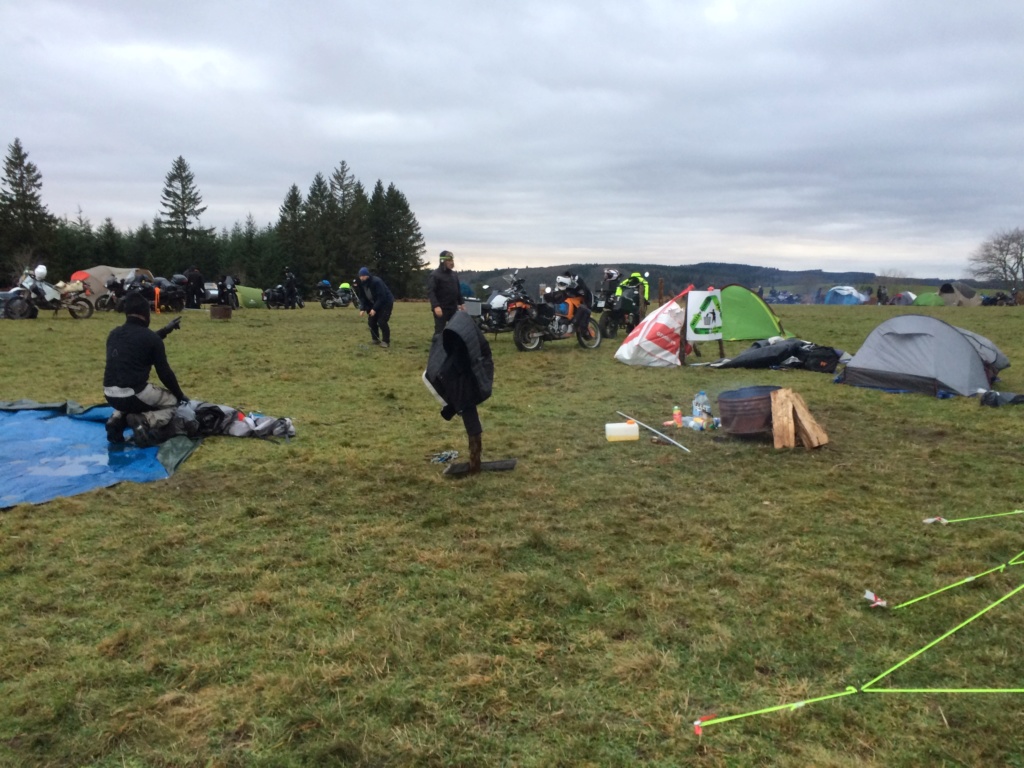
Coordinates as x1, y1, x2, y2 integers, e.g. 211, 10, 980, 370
103, 292, 188, 446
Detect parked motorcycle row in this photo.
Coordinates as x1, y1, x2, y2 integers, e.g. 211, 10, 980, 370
471, 267, 649, 353
3, 262, 651, 358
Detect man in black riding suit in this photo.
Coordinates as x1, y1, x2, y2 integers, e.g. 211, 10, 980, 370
103, 292, 188, 447
185, 265, 204, 309
427, 250, 465, 336
284, 267, 299, 309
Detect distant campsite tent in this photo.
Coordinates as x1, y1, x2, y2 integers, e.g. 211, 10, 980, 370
912, 292, 945, 306
890, 291, 917, 306
938, 282, 981, 307
719, 284, 791, 341
69, 266, 153, 298
838, 315, 1009, 396
824, 286, 868, 305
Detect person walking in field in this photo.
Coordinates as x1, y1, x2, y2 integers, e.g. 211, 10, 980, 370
427, 250, 464, 336
355, 267, 395, 348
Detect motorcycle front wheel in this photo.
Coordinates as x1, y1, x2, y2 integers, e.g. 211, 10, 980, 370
68, 297, 94, 319
95, 294, 115, 311
598, 313, 618, 339
4, 296, 32, 319
513, 320, 544, 351
577, 318, 602, 349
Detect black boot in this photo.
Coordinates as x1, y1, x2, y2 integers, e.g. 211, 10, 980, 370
105, 412, 127, 444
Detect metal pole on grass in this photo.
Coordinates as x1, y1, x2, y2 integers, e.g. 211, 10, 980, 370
616, 411, 691, 453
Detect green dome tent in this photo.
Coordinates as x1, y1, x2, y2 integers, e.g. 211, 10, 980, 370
720, 284, 792, 341
912, 292, 945, 306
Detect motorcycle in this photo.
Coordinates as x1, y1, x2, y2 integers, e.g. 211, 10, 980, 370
512, 287, 601, 351
476, 270, 533, 334
317, 280, 354, 309
594, 271, 649, 339
4, 267, 94, 319
217, 275, 240, 309
104, 274, 186, 313
263, 284, 288, 309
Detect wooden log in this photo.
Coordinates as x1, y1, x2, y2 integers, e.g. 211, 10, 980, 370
771, 389, 796, 449
790, 391, 829, 449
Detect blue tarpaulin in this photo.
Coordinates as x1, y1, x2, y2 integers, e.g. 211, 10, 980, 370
0, 401, 197, 508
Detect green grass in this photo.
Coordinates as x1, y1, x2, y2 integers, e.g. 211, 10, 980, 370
2, 302, 1024, 767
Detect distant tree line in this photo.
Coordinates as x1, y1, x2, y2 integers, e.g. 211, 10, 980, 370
0, 138, 428, 296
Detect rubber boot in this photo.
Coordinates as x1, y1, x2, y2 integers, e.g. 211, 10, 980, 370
468, 433, 482, 474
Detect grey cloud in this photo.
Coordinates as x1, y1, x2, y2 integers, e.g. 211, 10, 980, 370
3, 0, 1024, 276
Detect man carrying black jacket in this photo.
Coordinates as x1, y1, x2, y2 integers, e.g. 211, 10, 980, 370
103, 292, 188, 446
427, 250, 464, 336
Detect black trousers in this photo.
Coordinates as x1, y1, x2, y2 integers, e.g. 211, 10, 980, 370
368, 305, 393, 344
433, 307, 458, 336
461, 404, 482, 437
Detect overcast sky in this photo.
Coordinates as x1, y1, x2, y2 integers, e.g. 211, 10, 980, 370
4, 1, 1024, 277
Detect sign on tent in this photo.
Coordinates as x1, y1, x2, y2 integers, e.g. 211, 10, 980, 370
686, 290, 723, 341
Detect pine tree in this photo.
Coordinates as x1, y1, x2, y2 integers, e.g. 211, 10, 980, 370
369, 180, 427, 297
302, 172, 340, 280
275, 184, 305, 281
0, 137, 55, 272
159, 155, 212, 241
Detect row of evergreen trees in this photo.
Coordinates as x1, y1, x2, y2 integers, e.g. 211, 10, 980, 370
0, 139, 429, 296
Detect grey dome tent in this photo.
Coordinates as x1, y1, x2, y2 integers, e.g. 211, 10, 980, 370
838, 315, 1009, 396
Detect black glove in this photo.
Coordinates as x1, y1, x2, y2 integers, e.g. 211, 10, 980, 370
156, 316, 182, 339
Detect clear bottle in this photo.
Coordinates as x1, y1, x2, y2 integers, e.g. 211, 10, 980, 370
692, 391, 712, 420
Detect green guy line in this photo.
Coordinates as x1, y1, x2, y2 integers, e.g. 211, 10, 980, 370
867, 688, 1024, 694
697, 580, 1024, 733
944, 509, 1024, 523
861, 581, 1024, 690
695, 688, 859, 729
893, 564, 1008, 610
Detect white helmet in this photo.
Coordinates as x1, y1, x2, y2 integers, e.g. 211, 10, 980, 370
555, 275, 572, 290
34, 265, 48, 281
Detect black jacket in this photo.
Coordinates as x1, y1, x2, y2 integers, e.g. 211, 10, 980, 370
425, 311, 493, 416
104, 318, 186, 401
355, 275, 394, 313
427, 265, 461, 312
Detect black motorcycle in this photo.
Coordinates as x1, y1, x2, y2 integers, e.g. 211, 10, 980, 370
317, 280, 354, 309
217, 275, 240, 309
263, 284, 292, 309
598, 282, 645, 339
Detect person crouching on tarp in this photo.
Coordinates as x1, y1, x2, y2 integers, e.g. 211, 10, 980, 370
103, 292, 188, 447
424, 311, 493, 474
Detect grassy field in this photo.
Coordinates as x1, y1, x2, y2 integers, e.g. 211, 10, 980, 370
2, 301, 1024, 767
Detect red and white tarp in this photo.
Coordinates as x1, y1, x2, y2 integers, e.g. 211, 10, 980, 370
613, 290, 691, 367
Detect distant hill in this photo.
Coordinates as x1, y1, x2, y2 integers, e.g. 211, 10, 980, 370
459, 262, 993, 300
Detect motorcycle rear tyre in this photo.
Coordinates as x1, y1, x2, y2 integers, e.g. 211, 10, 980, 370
321, 298, 334, 309
577, 318, 602, 349
68, 297, 94, 319
598, 313, 618, 339
4, 296, 32, 319
513, 320, 543, 351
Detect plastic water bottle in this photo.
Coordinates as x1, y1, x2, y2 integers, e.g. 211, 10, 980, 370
692, 391, 712, 421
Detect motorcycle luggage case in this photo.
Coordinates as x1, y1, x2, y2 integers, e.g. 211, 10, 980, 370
463, 297, 482, 317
